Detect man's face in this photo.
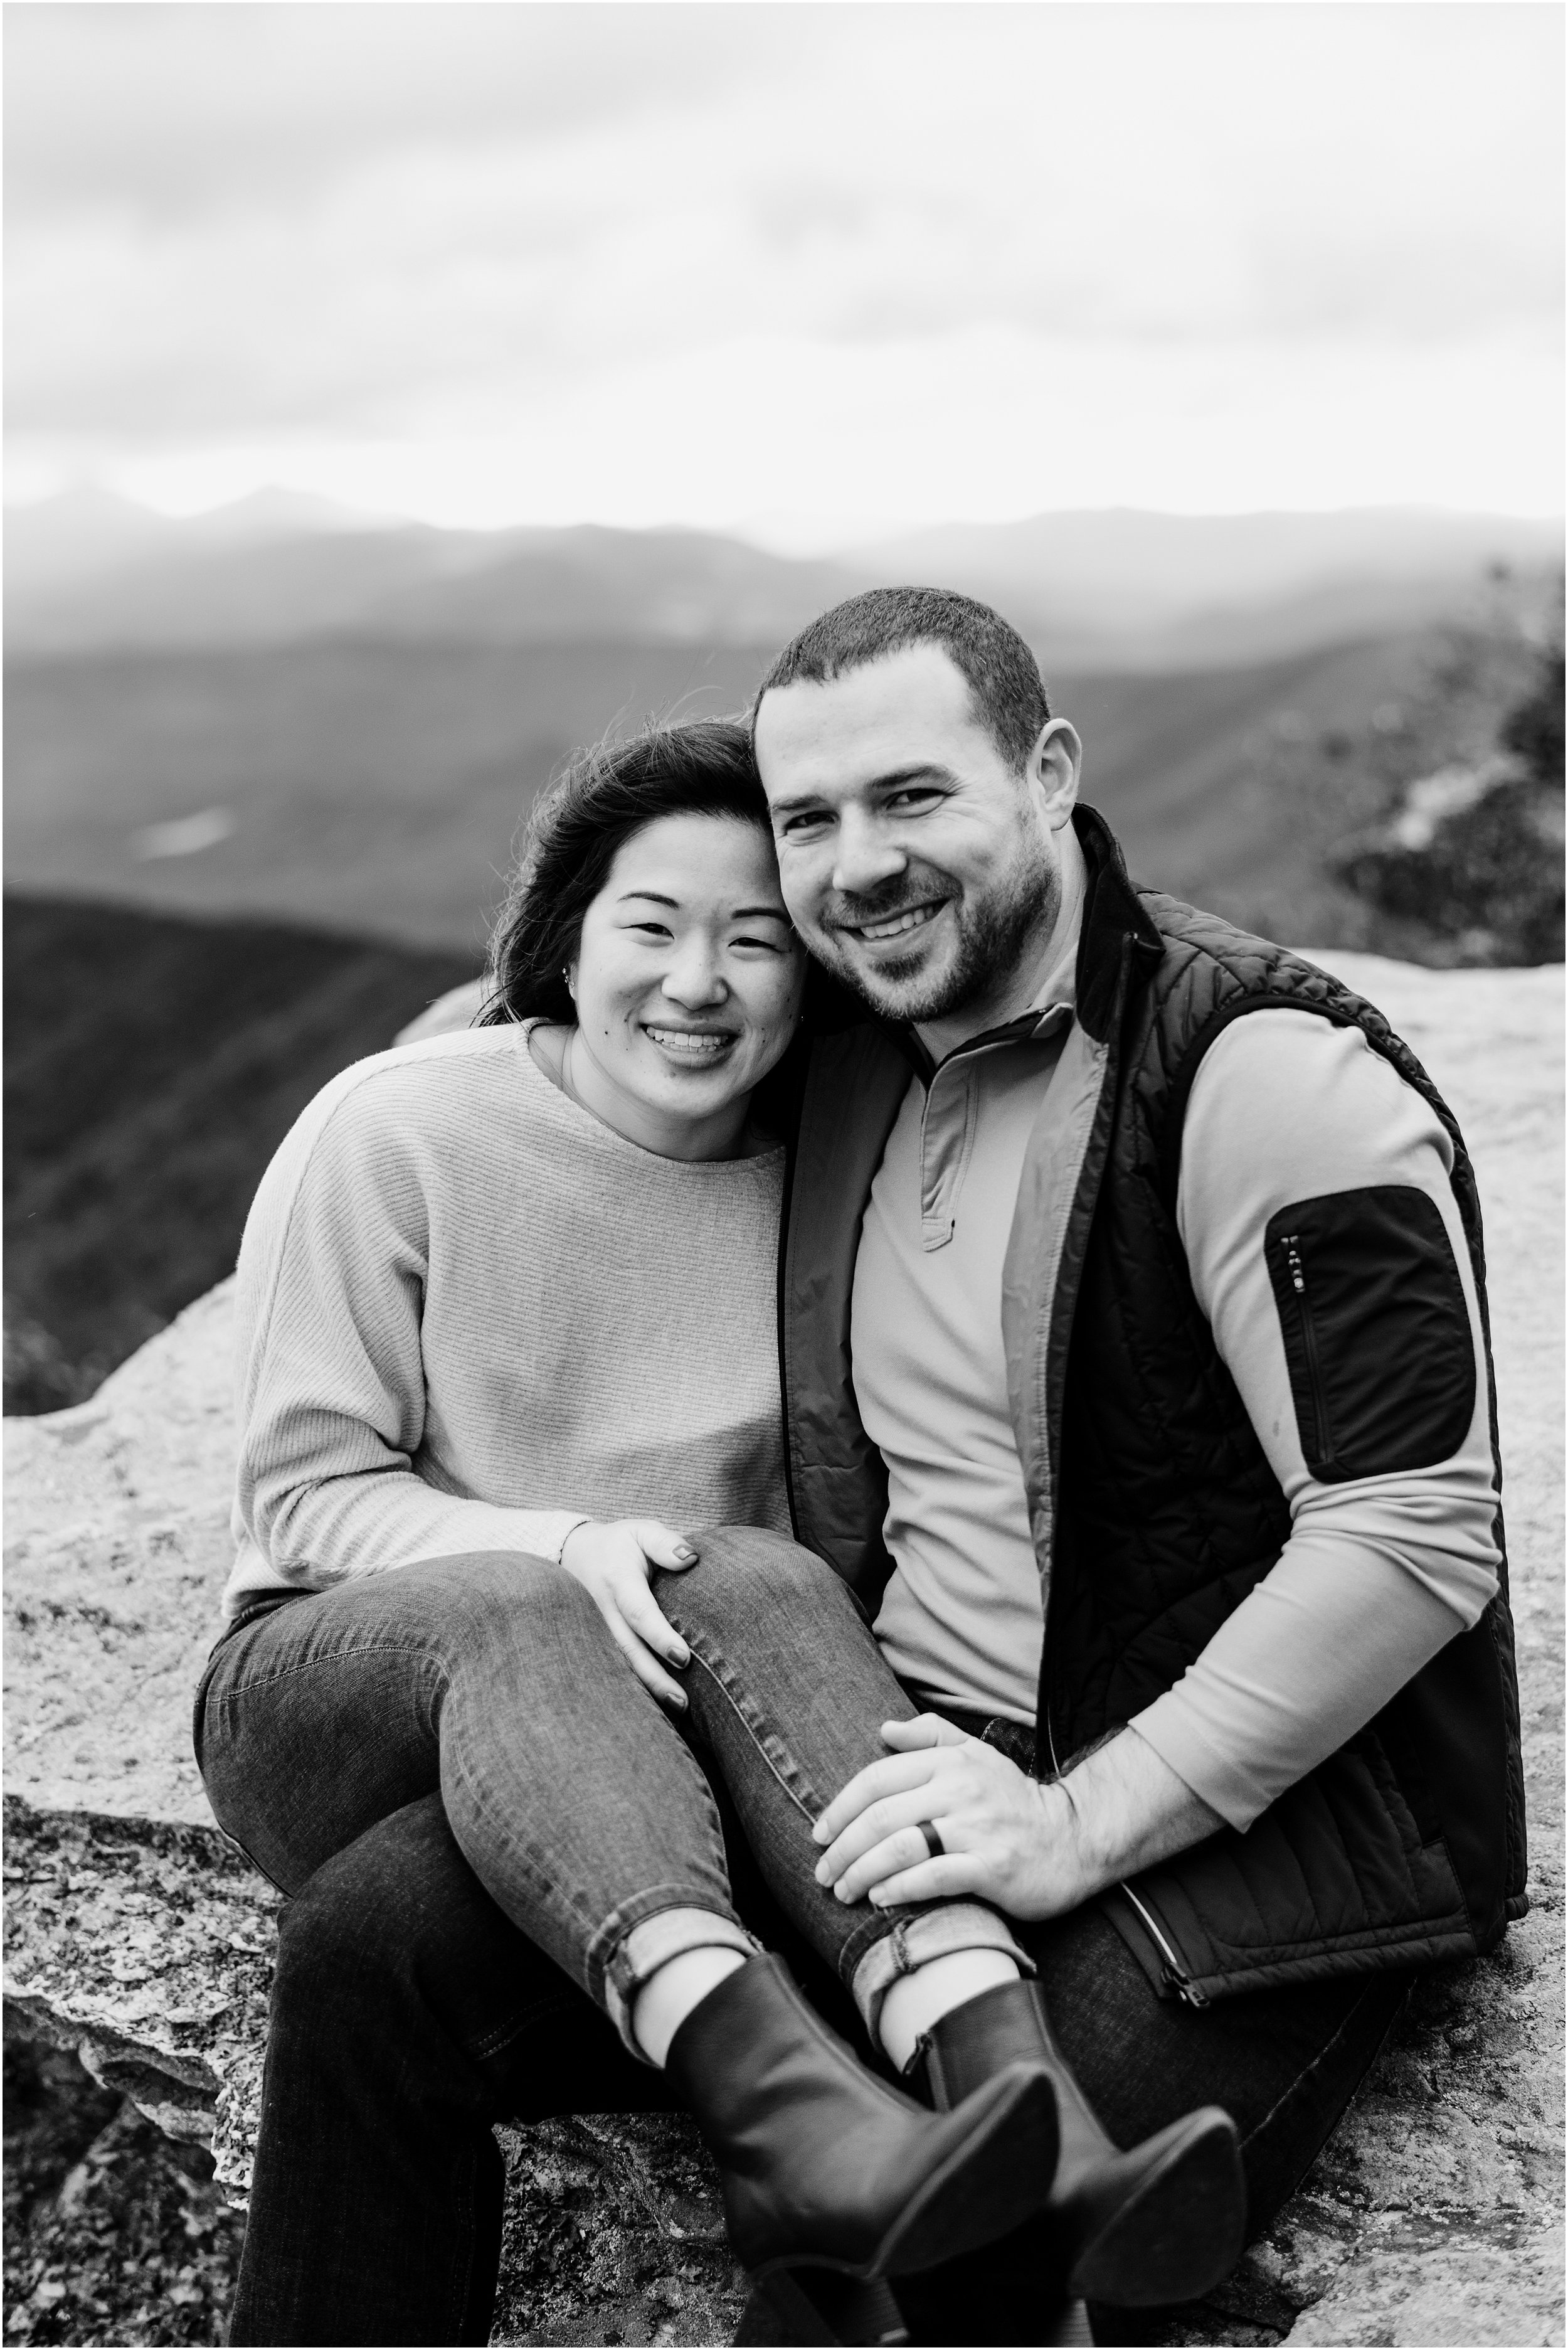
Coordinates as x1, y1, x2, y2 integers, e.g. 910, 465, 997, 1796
753, 642, 1079, 1029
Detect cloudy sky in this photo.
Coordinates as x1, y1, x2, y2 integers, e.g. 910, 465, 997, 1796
6, 2, 1562, 548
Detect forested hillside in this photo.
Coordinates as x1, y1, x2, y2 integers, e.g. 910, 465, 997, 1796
4, 897, 476, 1412
3, 629, 1458, 953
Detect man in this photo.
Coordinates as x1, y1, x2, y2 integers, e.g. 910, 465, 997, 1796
746, 587, 1523, 2332
231, 590, 1521, 2349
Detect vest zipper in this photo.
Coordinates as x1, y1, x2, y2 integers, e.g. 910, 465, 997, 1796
1043, 1708, 1209, 2008
1279, 1232, 1334, 1467
1116, 1883, 1210, 2008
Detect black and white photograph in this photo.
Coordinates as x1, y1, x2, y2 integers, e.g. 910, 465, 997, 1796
4, 5, 1562, 2346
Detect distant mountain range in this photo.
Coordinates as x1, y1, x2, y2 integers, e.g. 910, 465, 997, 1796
7, 491, 1560, 672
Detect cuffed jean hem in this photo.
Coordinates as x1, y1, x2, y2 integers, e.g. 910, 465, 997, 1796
598, 1897, 764, 2060
848, 1903, 1035, 2042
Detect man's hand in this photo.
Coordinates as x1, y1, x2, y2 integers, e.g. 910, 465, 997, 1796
558, 1520, 699, 1710
812, 1716, 1224, 1918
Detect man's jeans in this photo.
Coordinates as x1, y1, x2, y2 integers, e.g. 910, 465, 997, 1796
198, 1535, 1407, 2346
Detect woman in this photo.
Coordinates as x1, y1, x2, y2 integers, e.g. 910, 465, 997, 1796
196, 720, 1065, 2334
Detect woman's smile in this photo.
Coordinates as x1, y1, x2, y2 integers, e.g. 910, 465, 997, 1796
642, 1020, 739, 1062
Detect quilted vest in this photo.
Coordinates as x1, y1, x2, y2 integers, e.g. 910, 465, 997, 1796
781, 804, 1527, 2004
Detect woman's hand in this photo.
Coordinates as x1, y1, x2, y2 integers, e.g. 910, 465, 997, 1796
558, 1520, 700, 1710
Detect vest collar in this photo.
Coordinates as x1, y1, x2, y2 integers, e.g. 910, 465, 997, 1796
1071, 803, 1165, 1046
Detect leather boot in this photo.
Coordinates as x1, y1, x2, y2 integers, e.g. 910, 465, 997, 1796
664, 1953, 1059, 2281
912, 1978, 1246, 2307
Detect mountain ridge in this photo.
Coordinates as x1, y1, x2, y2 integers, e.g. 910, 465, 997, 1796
8, 494, 1559, 673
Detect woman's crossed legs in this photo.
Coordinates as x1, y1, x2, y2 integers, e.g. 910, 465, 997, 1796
196, 1530, 1027, 2058
199, 1531, 1045, 2339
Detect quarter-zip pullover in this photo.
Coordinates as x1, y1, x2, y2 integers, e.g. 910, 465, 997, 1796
852, 837, 1084, 1721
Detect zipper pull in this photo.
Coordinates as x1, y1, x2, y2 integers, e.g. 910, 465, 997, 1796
1119, 1882, 1209, 2007
1162, 1962, 1210, 2009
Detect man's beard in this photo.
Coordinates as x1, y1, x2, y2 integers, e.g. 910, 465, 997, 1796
815, 841, 1057, 1026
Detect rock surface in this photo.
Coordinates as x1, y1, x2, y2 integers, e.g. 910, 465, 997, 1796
4, 949, 1562, 2346
4, 2036, 246, 2348
5, 1278, 236, 1833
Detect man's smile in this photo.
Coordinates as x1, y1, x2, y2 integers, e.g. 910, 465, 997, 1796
854, 903, 944, 941
833, 895, 953, 948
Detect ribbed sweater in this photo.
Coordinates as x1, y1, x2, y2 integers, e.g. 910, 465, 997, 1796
226, 1023, 790, 1618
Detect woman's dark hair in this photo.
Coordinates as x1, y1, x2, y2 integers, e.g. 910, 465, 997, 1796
480, 718, 771, 1026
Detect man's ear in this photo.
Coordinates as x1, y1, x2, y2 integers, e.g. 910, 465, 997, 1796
1027, 718, 1083, 827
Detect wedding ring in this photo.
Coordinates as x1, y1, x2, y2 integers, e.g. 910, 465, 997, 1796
920, 1820, 946, 1861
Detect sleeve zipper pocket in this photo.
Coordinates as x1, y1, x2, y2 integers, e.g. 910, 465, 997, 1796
1276, 1231, 1338, 1473
1264, 1186, 1476, 1484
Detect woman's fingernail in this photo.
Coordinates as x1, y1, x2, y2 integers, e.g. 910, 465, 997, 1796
813, 1861, 829, 1884
669, 1693, 687, 1711
674, 1543, 698, 1563
670, 1646, 690, 1667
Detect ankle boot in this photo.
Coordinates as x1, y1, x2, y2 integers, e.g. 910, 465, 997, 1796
664, 1952, 1059, 2281
912, 1978, 1246, 2307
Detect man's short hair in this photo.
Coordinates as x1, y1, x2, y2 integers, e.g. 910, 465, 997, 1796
754, 585, 1052, 773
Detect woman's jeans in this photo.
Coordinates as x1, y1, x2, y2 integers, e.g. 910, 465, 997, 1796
195, 1529, 1027, 2054
199, 1531, 1409, 2347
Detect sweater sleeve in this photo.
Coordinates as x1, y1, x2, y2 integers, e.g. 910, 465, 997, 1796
231, 1060, 588, 1588
1128, 1008, 1500, 1831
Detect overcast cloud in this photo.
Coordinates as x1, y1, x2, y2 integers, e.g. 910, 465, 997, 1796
6, 3, 1562, 543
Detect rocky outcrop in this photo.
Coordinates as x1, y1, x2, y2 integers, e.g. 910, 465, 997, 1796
4, 950, 1562, 2345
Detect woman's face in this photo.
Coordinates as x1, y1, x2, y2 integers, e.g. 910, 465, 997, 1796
567, 812, 806, 1157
